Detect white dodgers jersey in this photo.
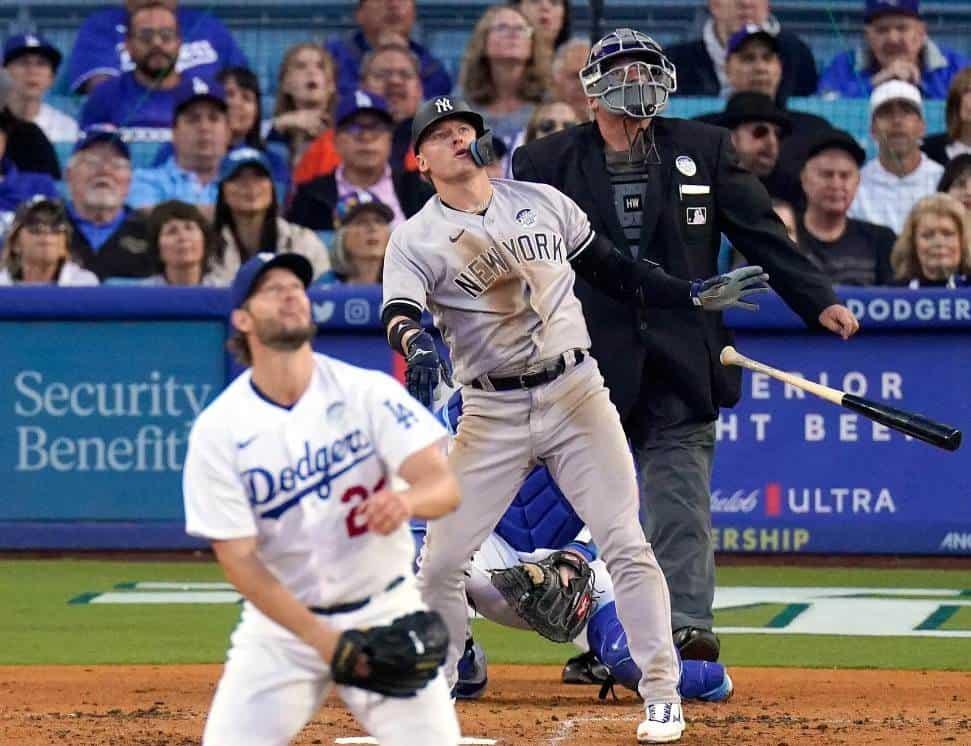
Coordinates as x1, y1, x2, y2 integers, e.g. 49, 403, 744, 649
183, 354, 446, 617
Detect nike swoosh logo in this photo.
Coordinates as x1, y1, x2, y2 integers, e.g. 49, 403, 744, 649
449, 229, 465, 242
236, 435, 258, 450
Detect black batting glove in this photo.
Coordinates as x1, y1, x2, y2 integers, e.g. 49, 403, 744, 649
404, 331, 453, 408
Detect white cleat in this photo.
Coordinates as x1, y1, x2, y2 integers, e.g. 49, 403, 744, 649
637, 701, 685, 743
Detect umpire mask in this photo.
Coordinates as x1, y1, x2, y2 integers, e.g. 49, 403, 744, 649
580, 28, 677, 119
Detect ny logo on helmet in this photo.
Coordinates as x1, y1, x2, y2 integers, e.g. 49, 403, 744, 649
435, 98, 453, 113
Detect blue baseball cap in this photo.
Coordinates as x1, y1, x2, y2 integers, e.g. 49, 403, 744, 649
335, 89, 393, 129
173, 76, 227, 121
333, 190, 394, 228
230, 252, 314, 311
726, 23, 780, 57
3, 33, 62, 70
73, 123, 130, 160
865, 0, 920, 23
219, 146, 273, 184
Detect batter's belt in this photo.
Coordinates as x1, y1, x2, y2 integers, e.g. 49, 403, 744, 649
469, 349, 585, 392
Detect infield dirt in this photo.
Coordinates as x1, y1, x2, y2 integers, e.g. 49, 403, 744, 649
1, 664, 969, 745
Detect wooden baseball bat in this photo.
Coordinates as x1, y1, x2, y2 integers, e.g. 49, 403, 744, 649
719, 346, 962, 452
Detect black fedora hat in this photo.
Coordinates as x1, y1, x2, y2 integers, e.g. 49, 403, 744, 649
712, 92, 792, 136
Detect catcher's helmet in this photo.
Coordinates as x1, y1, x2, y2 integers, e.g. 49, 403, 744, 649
580, 28, 677, 119
411, 95, 496, 166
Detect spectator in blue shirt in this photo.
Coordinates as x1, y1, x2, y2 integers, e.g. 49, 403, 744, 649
0, 109, 57, 239
128, 79, 231, 209
819, 0, 968, 99
79, 3, 186, 143
326, 0, 451, 101
66, 0, 247, 95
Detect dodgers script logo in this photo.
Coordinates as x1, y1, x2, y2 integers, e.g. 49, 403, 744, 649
242, 429, 375, 520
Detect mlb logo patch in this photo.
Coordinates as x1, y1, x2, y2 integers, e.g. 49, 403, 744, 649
515, 208, 537, 227
686, 207, 707, 225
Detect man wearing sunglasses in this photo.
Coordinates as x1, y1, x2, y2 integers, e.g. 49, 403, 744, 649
513, 28, 859, 668
79, 3, 192, 143
289, 90, 434, 232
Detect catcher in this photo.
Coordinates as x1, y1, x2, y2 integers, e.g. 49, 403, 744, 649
434, 393, 733, 705
183, 254, 460, 745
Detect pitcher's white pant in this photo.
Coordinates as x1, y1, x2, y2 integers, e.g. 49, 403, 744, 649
203, 577, 460, 746
418, 356, 680, 703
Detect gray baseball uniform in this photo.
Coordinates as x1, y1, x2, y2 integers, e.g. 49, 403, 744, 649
382, 178, 680, 704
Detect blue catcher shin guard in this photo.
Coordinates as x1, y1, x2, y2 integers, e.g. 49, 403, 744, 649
587, 602, 733, 702
586, 602, 641, 692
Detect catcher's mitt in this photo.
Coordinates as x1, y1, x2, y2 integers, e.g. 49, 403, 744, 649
490, 550, 594, 643
330, 610, 449, 697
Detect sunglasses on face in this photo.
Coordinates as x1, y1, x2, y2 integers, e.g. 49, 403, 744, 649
536, 118, 575, 135
749, 123, 782, 140
131, 28, 179, 44
490, 23, 533, 38
23, 221, 68, 235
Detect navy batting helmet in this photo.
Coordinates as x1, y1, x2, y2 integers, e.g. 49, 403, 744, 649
411, 95, 495, 166
580, 28, 677, 119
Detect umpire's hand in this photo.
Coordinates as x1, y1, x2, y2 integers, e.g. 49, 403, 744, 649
405, 331, 453, 408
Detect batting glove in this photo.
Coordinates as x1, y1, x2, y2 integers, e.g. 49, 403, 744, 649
691, 265, 770, 312
405, 331, 453, 408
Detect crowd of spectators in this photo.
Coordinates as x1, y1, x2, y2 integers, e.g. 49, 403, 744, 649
1, 0, 971, 291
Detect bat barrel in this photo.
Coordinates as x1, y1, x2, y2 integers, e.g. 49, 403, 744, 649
843, 395, 962, 452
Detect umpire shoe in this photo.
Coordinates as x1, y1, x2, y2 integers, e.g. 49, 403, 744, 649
453, 637, 488, 700
673, 627, 720, 662
561, 651, 611, 685
637, 702, 685, 743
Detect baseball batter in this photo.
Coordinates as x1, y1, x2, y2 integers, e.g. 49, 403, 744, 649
183, 253, 461, 746
381, 95, 767, 743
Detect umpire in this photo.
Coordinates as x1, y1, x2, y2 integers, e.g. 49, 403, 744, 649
513, 28, 859, 661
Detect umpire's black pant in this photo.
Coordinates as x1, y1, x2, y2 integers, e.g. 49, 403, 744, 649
627, 383, 717, 632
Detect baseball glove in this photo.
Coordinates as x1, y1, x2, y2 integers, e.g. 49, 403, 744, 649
490, 550, 595, 643
330, 610, 449, 697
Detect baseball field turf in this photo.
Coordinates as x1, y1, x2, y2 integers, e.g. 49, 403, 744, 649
4, 559, 970, 670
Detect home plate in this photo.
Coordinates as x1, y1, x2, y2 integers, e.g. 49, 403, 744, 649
335, 739, 496, 745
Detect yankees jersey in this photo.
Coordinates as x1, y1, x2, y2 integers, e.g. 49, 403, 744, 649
382, 179, 593, 384
183, 353, 446, 615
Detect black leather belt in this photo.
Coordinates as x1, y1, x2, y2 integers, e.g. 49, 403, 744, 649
469, 350, 585, 392
309, 575, 404, 615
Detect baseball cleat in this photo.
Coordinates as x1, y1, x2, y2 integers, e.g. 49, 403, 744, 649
673, 626, 720, 662
637, 701, 684, 743
561, 651, 611, 685
452, 637, 488, 700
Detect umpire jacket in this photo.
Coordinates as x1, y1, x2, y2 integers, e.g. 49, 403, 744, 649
512, 119, 839, 422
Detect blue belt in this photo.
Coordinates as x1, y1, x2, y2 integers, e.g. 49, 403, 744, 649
309, 576, 405, 615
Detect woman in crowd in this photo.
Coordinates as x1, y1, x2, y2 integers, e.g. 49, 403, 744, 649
937, 153, 971, 213
141, 200, 218, 287
458, 5, 550, 150
0, 196, 97, 285
218, 66, 291, 198
891, 193, 971, 288
209, 146, 330, 286
924, 67, 971, 165
316, 191, 391, 286
522, 100, 579, 144
266, 43, 337, 168
511, 0, 571, 53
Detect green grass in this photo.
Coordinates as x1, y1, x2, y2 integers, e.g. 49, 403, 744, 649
3, 560, 971, 669
3, 560, 236, 665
